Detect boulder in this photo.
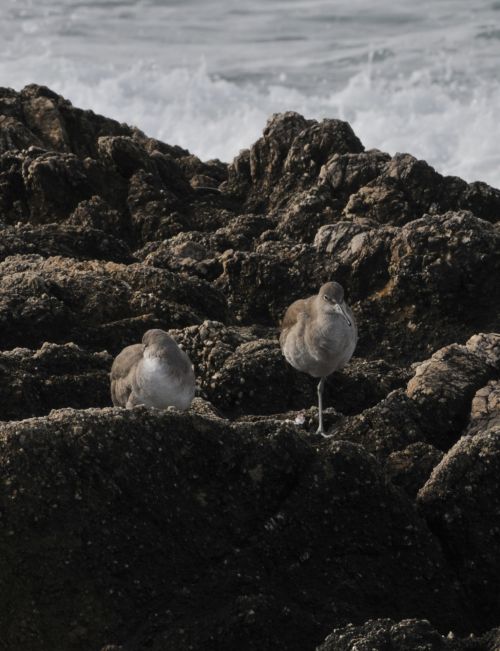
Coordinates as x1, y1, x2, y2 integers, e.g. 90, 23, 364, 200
418, 425, 500, 630
224, 112, 363, 210
329, 390, 423, 459
0, 408, 467, 651
0, 222, 134, 264
0, 342, 111, 420
318, 618, 499, 651
343, 153, 500, 225
406, 340, 497, 449
0, 255, 227, 351
385, 443, 444, 499
466, 380, 500, 436
216, 241, 326, 325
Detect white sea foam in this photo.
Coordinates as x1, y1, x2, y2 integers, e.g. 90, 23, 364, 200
1, 0, 499, 187
33, 61, 500, 187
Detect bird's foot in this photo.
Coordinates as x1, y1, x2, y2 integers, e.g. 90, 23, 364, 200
293, 410, 306, 426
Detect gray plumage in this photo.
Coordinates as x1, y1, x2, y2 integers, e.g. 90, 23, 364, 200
280, 281, 357, 436
111, 329, 195, 411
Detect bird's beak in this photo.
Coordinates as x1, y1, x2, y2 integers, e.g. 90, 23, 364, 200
335, 302, 352, 326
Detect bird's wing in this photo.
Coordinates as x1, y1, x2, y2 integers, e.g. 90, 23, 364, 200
279, 298, 309, 345
110, 343, 144, 406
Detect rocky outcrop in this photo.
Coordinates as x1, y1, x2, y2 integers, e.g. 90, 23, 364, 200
466, 380, 500, 435
0, 85, 499, 650
0, 254, 227, 352
328, 334, 499, 460
224, 112, 364, 211
0, 221, 134, 263
0, 409, 468, 651
0, 342, 111, 421
406, 335, 499, 449
418, 423, 500, 630
385, 443, 444, 498
318, 618, 500, 650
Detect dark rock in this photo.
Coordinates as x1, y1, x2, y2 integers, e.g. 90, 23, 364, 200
0, 114, 43, 152
168, 321, 286, 414
97, 135, 155, 179
0, 342, 111, 420
21, 86, 72, 152
328, 357, 411, 415
385, 443, 444, 499
0, 87, 22, 116
319, 149, 391, 204
406, 335, 499, 449
0, 409, 467, 651
129, 212, 264, 279
138, 230, 226, 280
323, 211, 500, 362
329, 335, 499, 459
465, 332, 500, 370
216, 240, 324, 324
18, 84, 137, 159
235, 406, 342, 435
418, 424, 500, 631
1, 86, 500, 649
330, 389, 424, 458
318, 618, 498, 650
68, 195, 129, 238
387, 212, 499, 310
21, 148, 93, 222
224, 112, 363, 210
274, 185, 339, 243
176, 154, 228, 187
459, 181, 500, 223
0, 222, 134, 263
313, 219, 391, 300
168, 321, 406, 418
466, 380, 500, 436
0, 255, 227, 351
343, 153, 500, 226
207, 338, 297, 414
126, 168, 190, 243
135, 215, 273, 281
224, 111, 309, 204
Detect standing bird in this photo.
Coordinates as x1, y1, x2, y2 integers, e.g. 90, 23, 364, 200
279, 282, 357, 436
111, 329, 195, 411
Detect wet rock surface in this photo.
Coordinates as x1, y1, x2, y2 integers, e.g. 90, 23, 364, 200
0, 86, 499, 650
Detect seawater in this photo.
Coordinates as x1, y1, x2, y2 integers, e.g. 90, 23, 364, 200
1, 0, 500, 186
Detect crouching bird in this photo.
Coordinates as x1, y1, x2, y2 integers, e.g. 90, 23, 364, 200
279, 282, 357, 436
111, 329, 195, 410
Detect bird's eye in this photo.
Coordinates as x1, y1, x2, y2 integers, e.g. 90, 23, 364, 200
323, 295, 328, 301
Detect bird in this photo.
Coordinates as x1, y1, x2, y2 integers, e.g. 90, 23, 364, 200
110, 329, 196, 411
279, 281, 357, 436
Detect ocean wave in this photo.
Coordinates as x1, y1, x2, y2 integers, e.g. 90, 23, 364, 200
1, 56, 499, 187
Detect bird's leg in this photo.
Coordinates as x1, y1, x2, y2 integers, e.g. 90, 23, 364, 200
126, 392, 144, 409
316, 377, 329, 436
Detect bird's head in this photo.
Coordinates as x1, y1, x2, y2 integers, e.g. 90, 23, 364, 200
318, 282, 352, 326
142, 329, 177, 357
